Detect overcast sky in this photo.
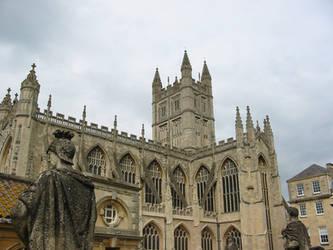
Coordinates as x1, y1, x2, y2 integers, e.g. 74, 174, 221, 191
1, 0, 332, 198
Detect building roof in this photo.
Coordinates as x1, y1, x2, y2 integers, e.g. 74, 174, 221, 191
287, 164, 327, 182
0, 174, 30, 218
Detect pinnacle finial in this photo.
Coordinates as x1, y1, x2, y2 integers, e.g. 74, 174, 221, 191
31, 63, 36, 71
47, 94, 52, 109
7, 88, 11, 94
246, 106, 254, 129
82, 105, 86, 120
114, 115, 117, 129
153, 67, 162, 87
235, 106, 243, 128
1, 87, 12, 106
181, 50, 192, 77
141, 123, 145, 138
201, 60, 211, 81
256, 120, 261, 132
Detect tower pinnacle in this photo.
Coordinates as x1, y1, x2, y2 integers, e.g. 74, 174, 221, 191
201, 61, 211, 81
181, 50, 192, 78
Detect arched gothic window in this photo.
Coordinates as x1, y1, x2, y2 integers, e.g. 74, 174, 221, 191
87, 146, 106, 176
201, 228, 213, 250
172, 167, 186, 209
0, 137, 11, 173
174, 226, 189, 250
196, 166, 215, 211
120, 154, 135, 184
145, 161, 162, 204
259, 156, 273, 250
222, 159, 239, 213
143, 223, 160, 250
225, 227, 242, 250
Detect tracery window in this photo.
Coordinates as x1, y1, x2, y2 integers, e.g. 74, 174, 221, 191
174, 226, 189, 250
145, 161, 162, 204
201, 228, 213, 250
143, 223, 160, 250
120, 154, 135, 184
87, 146, 106, 176
222, 159, 239, 213
172, 167, 186, 209
225, 227, 242, 250
196, 166, 215, 211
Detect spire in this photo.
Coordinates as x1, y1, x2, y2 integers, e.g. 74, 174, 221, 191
152, 68, 162, 87
201, 61, 211, 81
181, 50, 192, 78
235, 106, 243, 129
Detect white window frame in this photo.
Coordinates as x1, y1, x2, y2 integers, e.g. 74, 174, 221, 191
297, 183, 304, 196
299, 204, 307, 217
312, 180, 321, 194
315, 201, 324, 215
319, 226, 329, 245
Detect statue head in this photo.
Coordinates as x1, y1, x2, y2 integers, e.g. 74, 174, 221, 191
47, 130, 75, 165
287, 206, 299, 219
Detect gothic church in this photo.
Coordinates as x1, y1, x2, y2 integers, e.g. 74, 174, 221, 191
0, 51, 286, 249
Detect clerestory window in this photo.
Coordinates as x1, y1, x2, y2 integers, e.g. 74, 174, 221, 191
120, 154, 135, 184
87, 146, 106, 176
172, 167, 186, 209
145, 161, 162, 204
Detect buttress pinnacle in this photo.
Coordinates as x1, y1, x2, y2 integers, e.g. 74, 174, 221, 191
181, 50, 192, 78
235, 106, 243, 129
246, 106, 254, 129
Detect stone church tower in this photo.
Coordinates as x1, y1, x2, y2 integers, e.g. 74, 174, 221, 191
152, 51, 215, 150
0, 53, 287, 250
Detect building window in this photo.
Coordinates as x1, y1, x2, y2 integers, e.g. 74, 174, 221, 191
222, 159, 240, 213
299, 204, 307, 217
103, 204, 117, 225
161, 106, 166, 117
172, 167, 186, 209
143, 223, 160, 250
145, 161, 162, 204
196, 166, 215, 212
87, 146, 106, 176
174, 226, 189, 250
120, 154, 135, 184
201, 228, 213, 250
319, 227, 329, 245
315, 202, 324, 215
297, 183, 304, 196
175, 99, 180, 111
313, 180, 321, 194
225, 227, 242, 250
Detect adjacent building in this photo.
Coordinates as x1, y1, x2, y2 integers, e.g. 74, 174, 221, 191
287, 163, 333, 249
0, 51, 287, 249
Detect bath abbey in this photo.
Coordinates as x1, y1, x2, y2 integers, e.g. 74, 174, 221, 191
0, 51, 287, 249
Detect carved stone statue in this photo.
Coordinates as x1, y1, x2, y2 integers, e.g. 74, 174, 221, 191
11, 130, 97, 250
282, 206, 311, 250
225, 237, 238, 250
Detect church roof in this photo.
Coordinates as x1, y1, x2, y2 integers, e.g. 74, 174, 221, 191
287, 164, 327, 182
0, 174, 30, 219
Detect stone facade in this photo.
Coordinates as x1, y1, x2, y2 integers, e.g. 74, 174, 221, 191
287, 164, 333, 249
0, 52, 286, 250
